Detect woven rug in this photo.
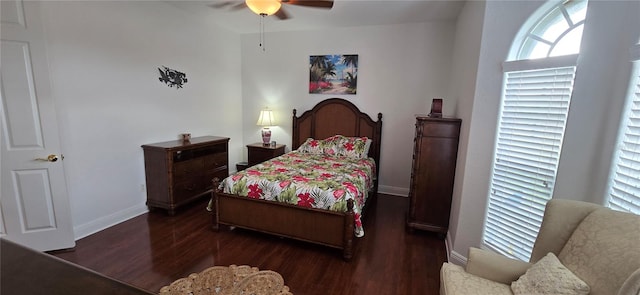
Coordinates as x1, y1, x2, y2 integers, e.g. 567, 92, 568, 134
159, 265, 292, 295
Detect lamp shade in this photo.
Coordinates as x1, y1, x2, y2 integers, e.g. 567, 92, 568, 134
256, 109, 275, 126
245, 0, 282, 16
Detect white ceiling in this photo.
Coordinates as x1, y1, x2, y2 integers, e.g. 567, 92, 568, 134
167, 0, 466, 34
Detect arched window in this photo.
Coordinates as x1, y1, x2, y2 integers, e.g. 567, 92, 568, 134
483, 0, 587, 261
517, 0, 587, 59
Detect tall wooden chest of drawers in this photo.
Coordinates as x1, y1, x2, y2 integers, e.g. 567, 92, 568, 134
407, 117, 461, 235
142, 136, 229, 215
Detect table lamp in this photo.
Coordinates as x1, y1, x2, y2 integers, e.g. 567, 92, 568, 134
256, 108, 275, 146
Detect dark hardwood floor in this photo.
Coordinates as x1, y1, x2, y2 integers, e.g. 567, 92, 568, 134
50, 194, 447, 295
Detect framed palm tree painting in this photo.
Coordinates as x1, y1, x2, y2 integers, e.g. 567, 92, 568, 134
309, 54, 358, 94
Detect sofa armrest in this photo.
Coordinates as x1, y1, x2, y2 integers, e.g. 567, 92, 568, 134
618, 268, 640, 295
465, 247, 532, 285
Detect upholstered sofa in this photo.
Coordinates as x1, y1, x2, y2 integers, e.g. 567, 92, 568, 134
440, 199, 640, 295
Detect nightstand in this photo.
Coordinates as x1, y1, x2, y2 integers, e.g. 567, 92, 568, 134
247, 142, 286, 166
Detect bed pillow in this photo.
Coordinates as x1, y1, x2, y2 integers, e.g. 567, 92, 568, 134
298, 135, 372, 158
511, 252, 590, 295
321, 135, 345, 156
297, 138, 324, 154
338, 137, 372, 159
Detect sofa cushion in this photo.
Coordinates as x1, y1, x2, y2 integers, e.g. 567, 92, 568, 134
440, 262, 512, 295
511, 252, 589, 295
558, 209, 640, 295
466, 247, 532, 284
529, 199, 600, 263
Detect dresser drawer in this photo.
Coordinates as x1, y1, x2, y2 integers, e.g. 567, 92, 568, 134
247, 143, 286, 166
249, 149, 273, 165
419, 121, 460, 138
173, 168, 228, 202
204, 169, 228, 188
203, 152, 228, 169
172, 178, 207, 204
173, 158, 204, 178
173, 178, 203, 204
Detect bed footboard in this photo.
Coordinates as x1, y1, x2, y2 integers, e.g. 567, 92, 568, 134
211, 178, 355, 260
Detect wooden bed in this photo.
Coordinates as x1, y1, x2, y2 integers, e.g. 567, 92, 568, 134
211, 98, 382, 260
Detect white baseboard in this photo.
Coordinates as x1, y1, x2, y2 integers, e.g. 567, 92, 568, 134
449, 249, 468, 266
378, 185, 409, 197
445, 232, 469, 266
445, 231, 452, 262
73, 204, 148, 240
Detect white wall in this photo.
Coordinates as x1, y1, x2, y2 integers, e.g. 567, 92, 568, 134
39, 1, 243, 239
447, 0, 640, 264
447, 0, 543, 265
239, 22, 457, 195
446, 0, 485, 262
554, 0, 640, 204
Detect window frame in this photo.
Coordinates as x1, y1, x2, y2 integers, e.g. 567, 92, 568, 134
482, 0, 587, 262
484, 56, 578, 261
515, 0, 588, 60
605, 43, 640, 215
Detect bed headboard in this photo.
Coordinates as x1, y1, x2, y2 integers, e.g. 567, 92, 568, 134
292, 98, 383, 171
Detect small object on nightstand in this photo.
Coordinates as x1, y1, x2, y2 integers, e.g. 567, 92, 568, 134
181, 133, 191, 142
247, 142, 285, 166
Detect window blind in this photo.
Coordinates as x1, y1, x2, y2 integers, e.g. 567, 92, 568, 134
483, 66, 577, 261
607, 63, 640, 214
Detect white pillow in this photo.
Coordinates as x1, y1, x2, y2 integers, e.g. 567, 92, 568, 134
511, 252, 590, 295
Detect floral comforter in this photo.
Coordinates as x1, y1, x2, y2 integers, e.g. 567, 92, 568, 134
219, 151, 376, 237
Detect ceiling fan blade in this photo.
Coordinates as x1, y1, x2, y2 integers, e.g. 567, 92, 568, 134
209, 1, 246, 10
283, 0, 334, 9
274, 8, 291, 20
209, 2, 231, 8
230, 2, 247, 11
209, 1, 234, 8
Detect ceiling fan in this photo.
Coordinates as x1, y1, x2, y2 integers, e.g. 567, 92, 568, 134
212, 0, 334, 20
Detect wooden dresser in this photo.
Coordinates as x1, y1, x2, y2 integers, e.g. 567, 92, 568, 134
142, 136, 229, 215
407, 117, 461, 235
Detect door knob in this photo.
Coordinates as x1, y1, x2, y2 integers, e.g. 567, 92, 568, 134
35, 154, 59, 162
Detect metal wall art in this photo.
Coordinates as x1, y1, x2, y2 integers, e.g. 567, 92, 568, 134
158, 66, 188, 89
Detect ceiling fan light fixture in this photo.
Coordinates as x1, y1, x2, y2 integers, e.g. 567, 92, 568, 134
246, 0, 282, 16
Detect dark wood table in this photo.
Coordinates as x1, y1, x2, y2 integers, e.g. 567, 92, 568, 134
1, 238, 154, 295
247, 142, 286, 166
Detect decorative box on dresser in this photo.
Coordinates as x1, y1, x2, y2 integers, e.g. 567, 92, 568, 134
246, 142, 286, 166
142, 136, 229, 215
407, 117, 461, 236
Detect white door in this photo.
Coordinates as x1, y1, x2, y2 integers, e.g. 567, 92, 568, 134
1, 0, 75, 251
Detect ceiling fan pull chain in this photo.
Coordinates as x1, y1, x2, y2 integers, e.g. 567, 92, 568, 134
259, 13, 266, 52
